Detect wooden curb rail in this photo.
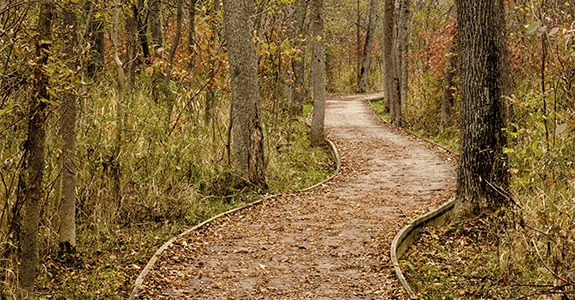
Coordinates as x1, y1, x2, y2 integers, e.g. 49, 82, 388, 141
390, 198, 456, 299
129, 139, 341, 299
360, 95, 458, 299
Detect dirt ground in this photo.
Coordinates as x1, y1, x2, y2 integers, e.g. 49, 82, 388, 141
132, 93, 456, 299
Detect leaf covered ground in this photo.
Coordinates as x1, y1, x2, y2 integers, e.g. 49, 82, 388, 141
132, 94, 456, 299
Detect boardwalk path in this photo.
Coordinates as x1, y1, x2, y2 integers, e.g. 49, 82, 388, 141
134, 93, 455, 299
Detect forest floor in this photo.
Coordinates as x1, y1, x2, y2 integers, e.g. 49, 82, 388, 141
131, 93, 456, 299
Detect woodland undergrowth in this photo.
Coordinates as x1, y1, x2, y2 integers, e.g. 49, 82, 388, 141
393, 1, 575, 298
0, 70, 334, 298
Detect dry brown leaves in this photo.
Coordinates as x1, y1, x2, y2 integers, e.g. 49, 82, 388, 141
133, 95, 456, 299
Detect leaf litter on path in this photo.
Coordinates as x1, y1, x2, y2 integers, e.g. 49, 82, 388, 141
133, 93, 456, 299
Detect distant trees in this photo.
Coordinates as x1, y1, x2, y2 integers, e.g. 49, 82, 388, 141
358, 0, 379, 93
454, 0, 510, 219
223, 0, 267, 188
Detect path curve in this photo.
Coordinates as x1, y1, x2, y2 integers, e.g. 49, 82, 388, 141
133, 93, 455, 299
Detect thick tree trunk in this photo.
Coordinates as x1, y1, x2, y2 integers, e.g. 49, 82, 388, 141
359, 0, 379, 93
454, 0, 510, 219
59, 7, 78, 254
290, 0, 308, 116
310, 0, 326, 146
223, 0, 267, 188
17, 0, 53, 295
382, 0, 395, 113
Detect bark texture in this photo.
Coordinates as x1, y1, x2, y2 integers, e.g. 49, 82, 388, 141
454, 0, 510, 219
17, 0, 53, 295
150, 0, 163, 50
223, 0, 267, 188
359, 0, 379, 93
382, 0, 395, 113
59, 7, 78, 252
310, 0, 326, 146
397, 0, 410, 110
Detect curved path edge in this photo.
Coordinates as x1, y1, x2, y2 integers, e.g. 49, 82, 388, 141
369, 101, 458, 299
128, 139, 341, 300
390, 197, 456, 299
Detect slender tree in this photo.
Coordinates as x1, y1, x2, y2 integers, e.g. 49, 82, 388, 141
188, 0, 198, 71
149, 0, 163, 51
290, 0, 308, 116
58, 5, 79, 254
382, 0, 395, 113
17, 0, 53, 295
223, 0, 267, 188
359, 0, 379, 93
310, 0, 326, 146
441, 38, 457, 128
397, 0, 410, 110
454, 0, 510, 219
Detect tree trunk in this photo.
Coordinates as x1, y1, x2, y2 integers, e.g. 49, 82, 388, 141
223, 0, 267, 188
58, 7, 78, 254
134, 0, 150, 62
397, 0, 410, 110
310, 0, 325, 146
204, 1, 221, 125
17, 0, 53, 295
85, 2, 104, 78
454, 0, 510, 219
441, 39, 457, 128
164, 0, 184, 124
111, 0, 128, 217
188, 0, 197, 71
382, 0, 395, 113
150, 0, 163, 51
290, 0, 308, 117
359, 0, 379, 93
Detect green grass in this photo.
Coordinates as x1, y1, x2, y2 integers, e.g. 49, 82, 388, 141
27, 94, 335, 299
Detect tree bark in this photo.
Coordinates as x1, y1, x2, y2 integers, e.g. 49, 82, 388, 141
290, 0, 308, 116
359, 0, 379, 93
58, 6, 78, 254
382, 0, 395, 113
454, 0, 510, 219
310, 0, 326, 146
111, 0, 128, 216
17, 0, 53, 295
149, 0, 163, 51
397, 0, 410, 110
441, 38, 457, 128
223, 0, 267, 188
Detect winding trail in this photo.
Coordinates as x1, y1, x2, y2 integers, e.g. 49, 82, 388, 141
133, 93, 456, 299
